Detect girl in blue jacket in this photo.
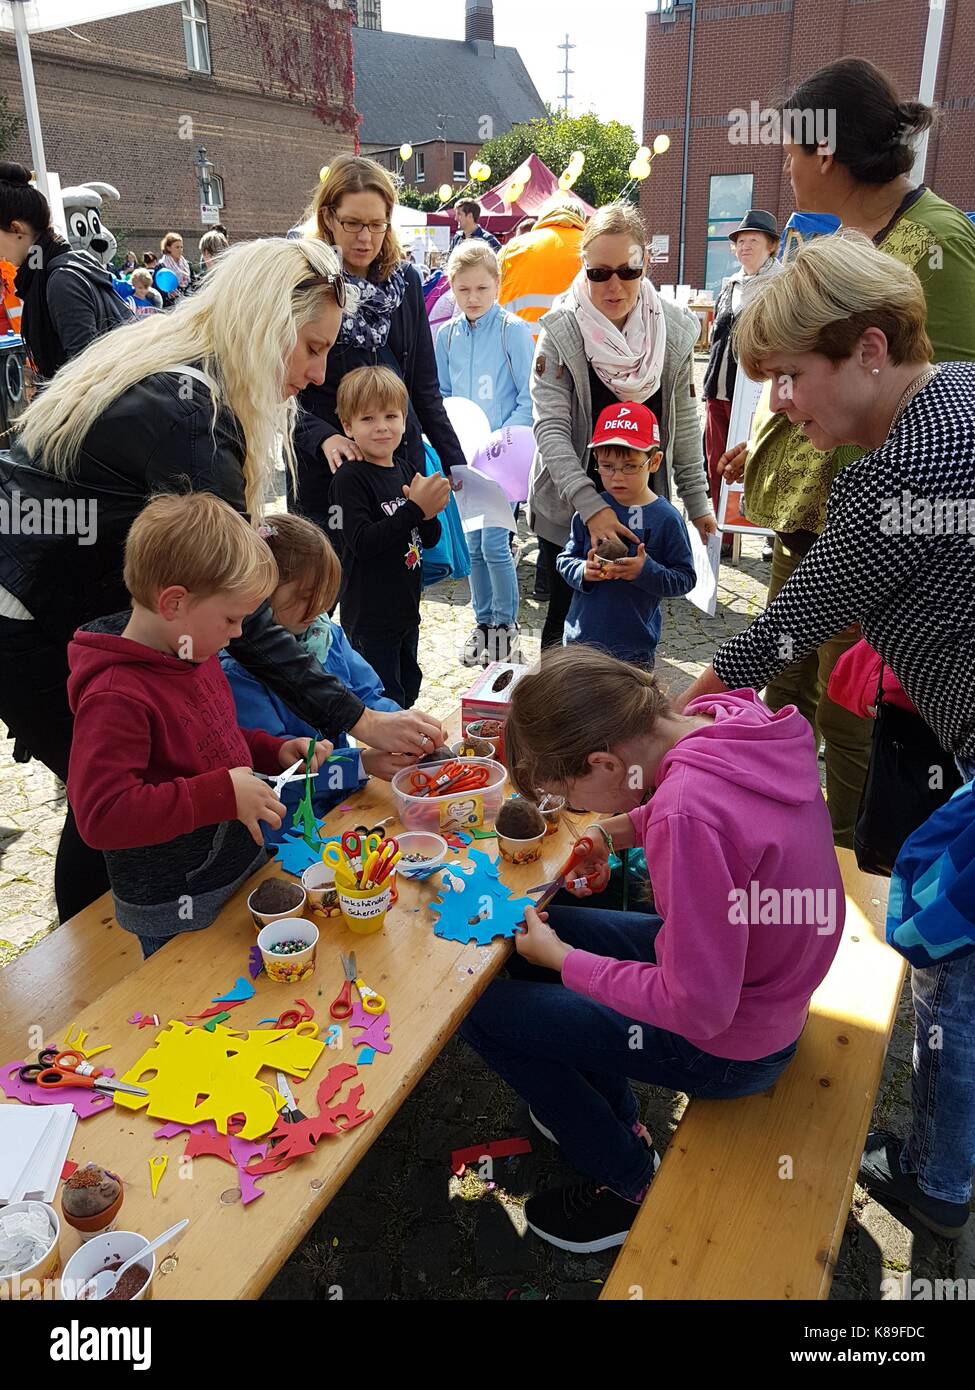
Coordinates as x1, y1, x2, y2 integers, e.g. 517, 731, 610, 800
436, 239, 535, 667
221, 514, 416, 843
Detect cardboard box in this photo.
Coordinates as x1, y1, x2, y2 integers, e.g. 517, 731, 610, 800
461, 663, 530, 762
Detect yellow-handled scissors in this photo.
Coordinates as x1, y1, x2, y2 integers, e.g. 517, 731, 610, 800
322, 834, 380, 887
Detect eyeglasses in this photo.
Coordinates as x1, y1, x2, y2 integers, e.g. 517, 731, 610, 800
334, 218, 390, 237
296, 272, 347, 308
584, 263, 643, 283
596, 460, 647, 475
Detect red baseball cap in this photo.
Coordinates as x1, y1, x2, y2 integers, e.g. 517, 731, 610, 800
589, 402, 660, 450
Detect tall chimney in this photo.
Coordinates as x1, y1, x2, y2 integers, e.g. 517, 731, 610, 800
465, 1, 495, 44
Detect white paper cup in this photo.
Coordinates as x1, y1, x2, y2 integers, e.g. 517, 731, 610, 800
60, 1229, 156, 1302
302, 862, 340, 915
0, 1201, 60, 1301
257, 918, 319, 982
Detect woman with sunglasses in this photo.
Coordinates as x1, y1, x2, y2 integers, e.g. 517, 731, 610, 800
290, 156, 466, 540
0, 237, 446, 925
528, 202, 717, 648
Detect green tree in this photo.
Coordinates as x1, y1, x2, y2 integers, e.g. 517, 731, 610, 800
398, 185, 444, 214
0, 94, 24, 159
479, 106, 641, 208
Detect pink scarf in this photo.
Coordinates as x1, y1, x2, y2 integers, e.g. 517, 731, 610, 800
566, 269, 667, 402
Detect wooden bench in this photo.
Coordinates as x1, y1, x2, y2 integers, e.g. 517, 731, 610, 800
600, 848, 900, 1300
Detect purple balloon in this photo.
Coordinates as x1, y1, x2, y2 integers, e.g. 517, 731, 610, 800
469, 426, 535, 504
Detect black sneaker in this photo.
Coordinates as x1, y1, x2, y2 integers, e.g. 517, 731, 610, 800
524, 1179, 646, 1253
461, 624, 490, 668
492, 624, 522, 664
858, 1130, 970, 1239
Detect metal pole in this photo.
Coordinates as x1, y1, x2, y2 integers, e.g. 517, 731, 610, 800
675, 0, 692, 284
11, 0, 49, 199
677, 0, 696, 284
912, 0, 947, 183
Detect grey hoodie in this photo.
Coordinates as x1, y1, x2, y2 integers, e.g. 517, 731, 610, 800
527, 295, 711, 546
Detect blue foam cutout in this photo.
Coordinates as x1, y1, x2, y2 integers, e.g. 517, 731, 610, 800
212, 975, 256, 1004
428, 848, 534, 947
356, 1047, 377, 1065
273, 830, 342, 878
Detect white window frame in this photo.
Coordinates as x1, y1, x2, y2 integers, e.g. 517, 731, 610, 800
453, 150, 467, 181
415, 151, 425, 184
182, 0, 211, 76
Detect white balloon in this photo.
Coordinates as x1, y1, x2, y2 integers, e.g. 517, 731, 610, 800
443, 396, 492, 464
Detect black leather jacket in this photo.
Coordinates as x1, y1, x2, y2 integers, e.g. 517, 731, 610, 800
0, 369, 365, 738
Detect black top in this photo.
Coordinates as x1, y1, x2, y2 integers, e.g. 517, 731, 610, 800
0, 368, 366, 737
291, 262, 466, 527
330, 457, 441, 636
15, 232, 132, 380
586, 363, 664, 492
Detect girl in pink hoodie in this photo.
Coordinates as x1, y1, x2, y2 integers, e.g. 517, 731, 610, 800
460, 645, 843, 1254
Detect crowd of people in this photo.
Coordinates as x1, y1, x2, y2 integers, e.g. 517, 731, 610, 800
0, 54, 971, 1256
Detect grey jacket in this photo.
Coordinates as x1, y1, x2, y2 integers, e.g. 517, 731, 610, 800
527, 296, 710, 545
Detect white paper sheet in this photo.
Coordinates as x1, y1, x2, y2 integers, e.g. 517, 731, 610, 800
683, 520, 721, 618
450, 465, 517, 535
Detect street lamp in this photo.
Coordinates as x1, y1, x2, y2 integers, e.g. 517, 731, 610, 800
194, 145, 214, 208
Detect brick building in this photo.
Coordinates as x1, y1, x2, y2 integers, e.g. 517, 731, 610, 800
640, 0, 975, 292
355, 0, 547, 195
0, 1, 357, 260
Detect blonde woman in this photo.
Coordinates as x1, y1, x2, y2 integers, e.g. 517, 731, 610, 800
677, 232, 975, 1240
528, 201, 717, 647
0, 237, 446, 924
291, 155, 465, 537
159, 231, 193, 293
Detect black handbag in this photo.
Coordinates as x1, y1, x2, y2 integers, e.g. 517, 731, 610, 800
854, 670, 963, 877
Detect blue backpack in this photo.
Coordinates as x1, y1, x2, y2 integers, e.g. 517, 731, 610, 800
886, 780, 975, 968
419, 441, 470, 587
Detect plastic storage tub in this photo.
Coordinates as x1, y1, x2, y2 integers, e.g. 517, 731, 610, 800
391, 758, 507, 833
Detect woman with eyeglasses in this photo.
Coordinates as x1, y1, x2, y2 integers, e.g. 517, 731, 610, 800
528, 202, 717, 648
290, 156, 466, 540
0, 237, 446, 925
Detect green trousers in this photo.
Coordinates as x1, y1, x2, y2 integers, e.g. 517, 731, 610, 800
763, 539, 872, 850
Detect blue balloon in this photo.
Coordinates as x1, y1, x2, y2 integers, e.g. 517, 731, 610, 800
155, 268, 178, 294
113, 278, 135, 299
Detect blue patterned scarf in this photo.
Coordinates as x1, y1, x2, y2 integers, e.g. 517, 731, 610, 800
339, 264, 408, 350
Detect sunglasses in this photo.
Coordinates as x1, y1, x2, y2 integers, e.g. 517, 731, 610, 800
584, 262, 643, 283
296, 271, 347, 308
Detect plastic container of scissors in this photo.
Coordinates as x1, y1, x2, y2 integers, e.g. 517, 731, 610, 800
391, 758, 507, 834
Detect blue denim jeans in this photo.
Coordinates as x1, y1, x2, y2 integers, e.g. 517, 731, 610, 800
467, 526, 519, 628
459, 906, 798, 1200
901, 754, 975, 1204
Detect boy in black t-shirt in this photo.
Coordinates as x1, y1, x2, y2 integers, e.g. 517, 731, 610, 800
330, 366, 450, 706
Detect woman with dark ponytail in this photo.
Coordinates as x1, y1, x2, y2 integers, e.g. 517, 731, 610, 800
717, 57, 975, 853
0, 161, 131, 380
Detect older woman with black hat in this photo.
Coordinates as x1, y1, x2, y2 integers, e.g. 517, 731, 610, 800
701, 209, 781, 520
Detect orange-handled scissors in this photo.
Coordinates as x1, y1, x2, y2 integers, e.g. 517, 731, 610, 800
408, 762, 490, 797
18, 1048, 148, 1096
527, 837, 603, 913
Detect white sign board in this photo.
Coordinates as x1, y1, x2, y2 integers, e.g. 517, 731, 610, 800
201, 204, 221, 226
650, 234, 670, 264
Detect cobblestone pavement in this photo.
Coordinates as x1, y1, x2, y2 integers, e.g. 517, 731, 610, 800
2, 357, 970, 1299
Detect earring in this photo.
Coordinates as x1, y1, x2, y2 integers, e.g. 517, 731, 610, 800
871, 368, 880, 376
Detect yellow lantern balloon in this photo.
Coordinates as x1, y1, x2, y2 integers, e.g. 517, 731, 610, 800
636, 146, 651, 162
558, 170, 575, 191
569, 150, 585, 172
629, 158, 652, 181
319, 165, 330, 182
476, 164, 491, 182
469, 160, 483, 178
438, 183, 453, 202
399, 143, 413, 162
653, 134, 671, 155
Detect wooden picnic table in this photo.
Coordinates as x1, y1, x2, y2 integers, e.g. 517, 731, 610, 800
0, 763, 585, 1300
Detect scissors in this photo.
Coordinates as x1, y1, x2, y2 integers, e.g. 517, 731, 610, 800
258, 758, 304, 800
322, 831, 381, 886
360, 837, 400, 889
18, 1049, 149, 1097
527, 837, 603, 913
330, 952, 386, 1019
408, 761, 490, 798
274, 1072, 307, 1126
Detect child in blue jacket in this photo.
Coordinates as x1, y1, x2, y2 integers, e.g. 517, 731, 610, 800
435, 238, 535, 667
221, 514, 415, 843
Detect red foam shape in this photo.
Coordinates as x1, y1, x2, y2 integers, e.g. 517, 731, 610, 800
61, 1160, 78, 1180
449, 1137, 532, 1177
184, 1129, 236, 1167
244, 1064, 373, 1176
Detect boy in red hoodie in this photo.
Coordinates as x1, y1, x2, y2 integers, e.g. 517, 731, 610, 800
461, 645, 844, 1253
67, 493, 333, 958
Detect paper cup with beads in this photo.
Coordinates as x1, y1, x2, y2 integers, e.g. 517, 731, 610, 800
257, 919, 319, 982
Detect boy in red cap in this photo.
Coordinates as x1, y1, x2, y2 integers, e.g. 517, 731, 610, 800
556, 402, 696, 667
